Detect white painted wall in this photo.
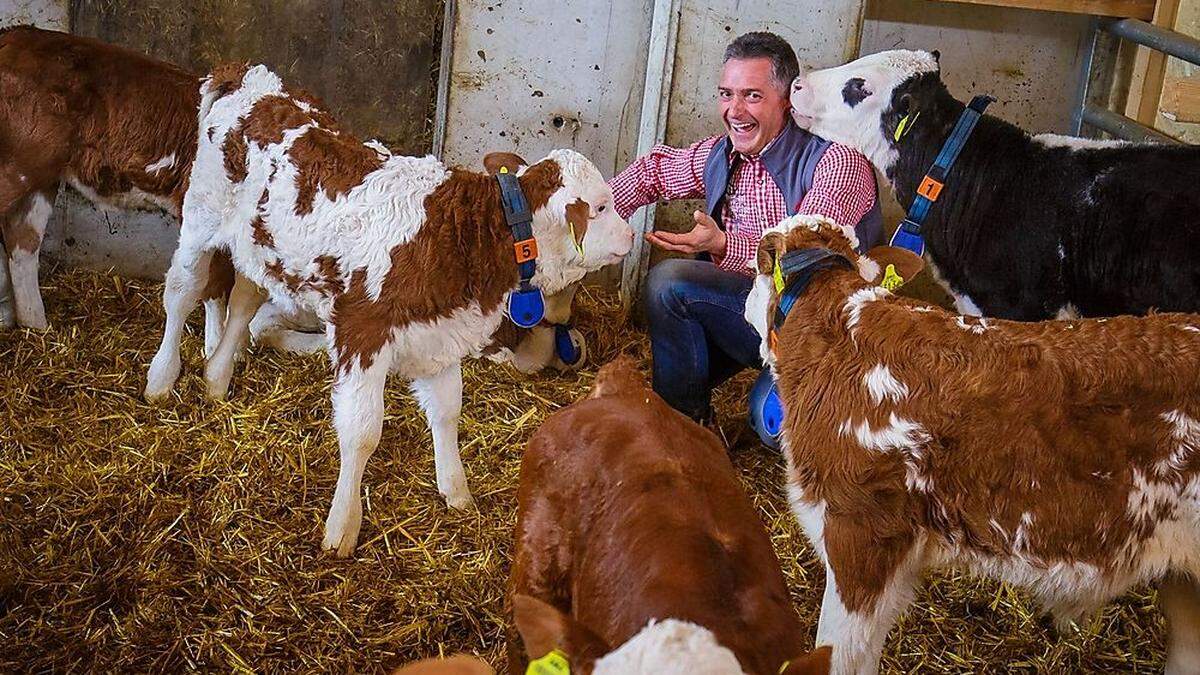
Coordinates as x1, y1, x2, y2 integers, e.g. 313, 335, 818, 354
440, 0, 655, 177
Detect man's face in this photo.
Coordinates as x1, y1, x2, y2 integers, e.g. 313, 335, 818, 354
719, 57, 790, 155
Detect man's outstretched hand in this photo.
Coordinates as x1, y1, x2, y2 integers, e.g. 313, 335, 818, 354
645, 210, 727, 258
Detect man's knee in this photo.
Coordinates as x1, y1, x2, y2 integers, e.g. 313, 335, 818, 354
643, 258, 696, 319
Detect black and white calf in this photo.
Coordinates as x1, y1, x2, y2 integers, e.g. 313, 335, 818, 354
789, 49, 1200, 321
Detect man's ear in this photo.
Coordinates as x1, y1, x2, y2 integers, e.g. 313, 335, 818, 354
483, 151, 528, 175
780, 645, 832, 675
512, 594, 611, 665
757, 231, 788, 276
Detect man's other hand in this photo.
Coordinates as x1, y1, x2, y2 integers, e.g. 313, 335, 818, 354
645, 210, 728, 257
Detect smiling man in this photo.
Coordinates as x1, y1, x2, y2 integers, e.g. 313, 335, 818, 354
610, 31, 883, 424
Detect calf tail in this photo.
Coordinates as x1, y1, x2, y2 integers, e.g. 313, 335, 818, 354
198, 61, 253, 124
589, 355, 648, 399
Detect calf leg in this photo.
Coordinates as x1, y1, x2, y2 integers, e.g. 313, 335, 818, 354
322, 352, 391, 557
411, 361, 474, 510
204, 272, 266, 400
2, 191, 55, 330
1161, 573, 1200, 675
817, 521, 922, 675
202, 251, 236, 359
249, 301, 327, 354
145, 245, 215, 401
0, 241, 14, 328
203, 296, 227, 358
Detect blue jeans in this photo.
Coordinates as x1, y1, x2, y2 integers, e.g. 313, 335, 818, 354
643, 258, 764, 420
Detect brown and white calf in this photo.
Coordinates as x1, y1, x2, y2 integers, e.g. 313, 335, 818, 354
744, 214, 1200, 674
248, 176, 590, 374
145, 63, 633, 556
509, 356, 832, 675
0, 25, 233, 332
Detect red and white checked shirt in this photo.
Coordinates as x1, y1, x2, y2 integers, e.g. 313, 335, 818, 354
609, 134, 877, 275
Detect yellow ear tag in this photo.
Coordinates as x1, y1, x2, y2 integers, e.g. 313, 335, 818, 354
568, 222, 584, 257
772, 257, 785, 293
880, 263, 905, 291
893, 111, 920, 142
526, 649, 570, 675
499, 166, 509, 174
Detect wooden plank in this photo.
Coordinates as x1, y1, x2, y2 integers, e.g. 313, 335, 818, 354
1124, 0, 1183, 125
1161, 74, 1200, 122
936, 0, 1155, 20
619, 0, 683, 308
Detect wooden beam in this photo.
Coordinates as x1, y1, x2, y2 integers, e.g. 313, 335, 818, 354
1161, 74, 1200, 123
935, 0, 1155, 20
618, 0, 682, 309
1124, 0, 1182, 125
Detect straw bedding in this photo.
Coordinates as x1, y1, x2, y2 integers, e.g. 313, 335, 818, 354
0, 263, 1165, 672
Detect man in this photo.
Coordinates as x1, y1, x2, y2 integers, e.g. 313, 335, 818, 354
610, 32, 882, 423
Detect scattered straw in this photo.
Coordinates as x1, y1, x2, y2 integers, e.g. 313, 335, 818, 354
0, 264, 1165, 672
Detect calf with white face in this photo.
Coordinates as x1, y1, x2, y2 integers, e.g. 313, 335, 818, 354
145, 64, 633, 556
747, 214, 1200, 674
789, 49, 1200, 322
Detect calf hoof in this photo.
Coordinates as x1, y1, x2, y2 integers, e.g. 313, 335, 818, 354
145, 356, 181, 403
204, 363, 234, 401
19, 316, 48, 331
443, 490, 476, 511
321, 527, 358, 558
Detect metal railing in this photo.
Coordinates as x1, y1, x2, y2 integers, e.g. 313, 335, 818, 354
1072, 18, 1200, 144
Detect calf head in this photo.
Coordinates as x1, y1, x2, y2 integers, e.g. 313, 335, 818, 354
514, 595, 832, 675
500, 149, 633, 293
789, 50, 944, 174
744, 215, 922, 367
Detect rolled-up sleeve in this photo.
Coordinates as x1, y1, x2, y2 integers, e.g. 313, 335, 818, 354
608, 136, 719, 220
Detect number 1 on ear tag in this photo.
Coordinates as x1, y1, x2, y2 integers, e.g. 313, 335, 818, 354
773, 257, 785, 293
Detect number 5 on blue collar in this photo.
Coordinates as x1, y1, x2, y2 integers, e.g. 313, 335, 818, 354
498, 171, 546, 328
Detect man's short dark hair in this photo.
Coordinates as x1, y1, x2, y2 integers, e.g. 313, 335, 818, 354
723, 32, 799, 93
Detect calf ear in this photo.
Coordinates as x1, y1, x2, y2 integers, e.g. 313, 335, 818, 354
565, 199, 590, 249
512, 594, 611, 665
757, 231, 788, 276
863, 245, 925, 290
483, 152, 528, 175
931, 49, 941, 65
390, 655, 494, 675
779, 645, 832, 675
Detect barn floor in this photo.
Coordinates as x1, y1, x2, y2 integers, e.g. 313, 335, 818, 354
0, 263, 1167, 673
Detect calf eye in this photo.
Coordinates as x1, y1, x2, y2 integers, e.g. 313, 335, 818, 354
597, 205, 606, 213
842, 78, 870, 108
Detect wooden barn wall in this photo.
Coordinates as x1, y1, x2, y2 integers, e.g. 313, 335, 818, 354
38, 0, 444, 278
69, 0, 444, 154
